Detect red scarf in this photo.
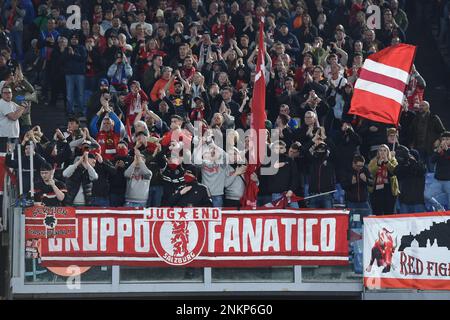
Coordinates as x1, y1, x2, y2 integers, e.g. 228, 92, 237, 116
375, 162, 389, 187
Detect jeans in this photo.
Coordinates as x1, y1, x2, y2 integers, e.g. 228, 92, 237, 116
211, 195, 223, 208
65, 74, 85, 115
399, 203, 426, 214
425, 179, 450, 210
110, 194, 125, 207
91, 197, 110, 207
271, 193, 299, 208
308, 193, 334, 209
124, 201, 146, 208
346, 201, 372, 228
147, 185, 163, 207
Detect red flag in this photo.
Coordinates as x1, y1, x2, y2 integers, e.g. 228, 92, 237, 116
263, 192, 304, 208
241, 19, 267, 208
349, 44, 417, 125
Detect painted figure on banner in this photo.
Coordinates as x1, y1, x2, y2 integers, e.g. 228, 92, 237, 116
366, 227, 398, 273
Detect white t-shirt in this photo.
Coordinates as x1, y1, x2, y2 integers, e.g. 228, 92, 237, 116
0, 99, 20, 138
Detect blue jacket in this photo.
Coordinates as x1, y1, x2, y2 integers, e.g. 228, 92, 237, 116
63, 45, 87, 75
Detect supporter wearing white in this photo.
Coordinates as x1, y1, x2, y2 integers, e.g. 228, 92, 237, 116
0, 85, 28, 138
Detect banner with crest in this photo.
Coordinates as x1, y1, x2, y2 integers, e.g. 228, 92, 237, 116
25, 207, 349, 267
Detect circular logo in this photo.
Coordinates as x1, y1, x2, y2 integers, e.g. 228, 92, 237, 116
152, 220, 206, 266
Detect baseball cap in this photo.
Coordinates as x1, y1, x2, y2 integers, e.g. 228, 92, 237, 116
99, 78, 109, 86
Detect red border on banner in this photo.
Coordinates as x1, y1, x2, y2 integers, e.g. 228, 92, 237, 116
364, 211, 450, 219
364, 277, 450, 291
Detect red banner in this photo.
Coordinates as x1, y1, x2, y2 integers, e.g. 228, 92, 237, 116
32, 207, 349, 267
25, 206, 77, 239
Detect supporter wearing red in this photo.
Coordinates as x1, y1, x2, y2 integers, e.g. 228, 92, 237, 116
167, 168, 212, 207
62, 152, 99, 207
405, 64, 426, 111
342, 154, 372, 215
294, 52, 315, 93
161, 114, 192, 149
394, 146, 426, 213
368, 145, 399, 215
124, 80, 148, 126
124, 148, 152, 207
150, 66, 176, 103
34, 162, 67, 207
89, 104, 122, 161
425, 132, 450, 210
211, 12, 236, 47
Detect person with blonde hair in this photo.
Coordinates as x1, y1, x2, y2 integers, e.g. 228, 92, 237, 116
368, 144, 399, 215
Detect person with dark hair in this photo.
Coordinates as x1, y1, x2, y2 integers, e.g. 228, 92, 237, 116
62, 152, 99, 206
63, 33, 88, 117
90, 152, 116, 207
34, 162, 67, 207
275, 113, 295, 148
263, 140, 300, 208
307, 132, 336, 209
394, 145, 426, 213
167, 168, 212, 207
123, 147, 152, 207
425, 131, 450, 210
342, 154, 373, 217
109, 140, 131, 207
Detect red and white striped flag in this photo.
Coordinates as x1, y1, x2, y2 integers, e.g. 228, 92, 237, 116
349, 44, 417, 125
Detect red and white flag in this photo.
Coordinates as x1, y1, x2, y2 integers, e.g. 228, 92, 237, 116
241, 18, 267, 208
349, 44, 417, 125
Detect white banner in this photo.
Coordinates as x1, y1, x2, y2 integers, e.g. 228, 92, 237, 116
364, 212, 450, 291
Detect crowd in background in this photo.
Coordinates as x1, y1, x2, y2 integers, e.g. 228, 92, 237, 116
0, 0, 449, 219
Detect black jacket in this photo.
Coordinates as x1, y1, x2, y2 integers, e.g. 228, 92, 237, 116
341, 167, 371, 203
307, 145, 336, 194
109, 155, 131, 194
92, 161, 117, 198
431, 149, 450, 181
263, 154, 300, 194
168, 182, 212, 207
6, 150, 49, 195
394, 158, 426, 205
64, 167, 95, 205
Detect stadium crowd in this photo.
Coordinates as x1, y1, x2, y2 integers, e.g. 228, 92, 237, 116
0, 0, 449, 218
